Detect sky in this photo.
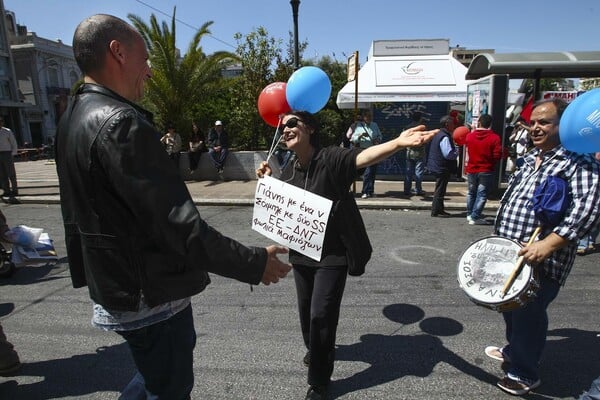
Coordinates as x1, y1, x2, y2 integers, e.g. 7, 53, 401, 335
4, 0, 600, 65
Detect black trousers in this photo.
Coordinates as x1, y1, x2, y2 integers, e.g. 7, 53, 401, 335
188, 151, 201, 171
293, 264, 347, 387
0, 152, 16, 193
431, 171, 450, 215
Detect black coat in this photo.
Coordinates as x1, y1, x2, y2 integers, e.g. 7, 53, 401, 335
55, 84, 266, 311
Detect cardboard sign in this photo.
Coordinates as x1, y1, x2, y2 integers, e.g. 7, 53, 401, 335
252, 175, 333, 261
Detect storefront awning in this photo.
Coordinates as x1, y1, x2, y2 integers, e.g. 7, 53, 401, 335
336, 53, 471, 109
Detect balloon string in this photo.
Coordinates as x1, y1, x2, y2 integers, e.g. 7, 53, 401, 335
266, 118, 283, 163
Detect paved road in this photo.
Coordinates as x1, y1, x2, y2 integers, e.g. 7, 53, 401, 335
1, 204, 598, 399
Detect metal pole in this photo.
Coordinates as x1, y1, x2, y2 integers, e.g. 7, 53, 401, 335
290, 0, 300, 70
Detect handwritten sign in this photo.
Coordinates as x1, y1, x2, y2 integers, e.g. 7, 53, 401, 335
252, 175, 333, 261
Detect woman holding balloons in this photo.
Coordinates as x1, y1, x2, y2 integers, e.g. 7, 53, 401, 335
256, 108, 437, 399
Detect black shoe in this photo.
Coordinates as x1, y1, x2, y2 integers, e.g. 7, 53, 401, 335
305, 385, 328, 400
303, 351, 310, 367
10, 189, 18, 196
431, 212, 450, 218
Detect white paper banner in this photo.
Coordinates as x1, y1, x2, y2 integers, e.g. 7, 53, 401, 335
252, 175, 333, 261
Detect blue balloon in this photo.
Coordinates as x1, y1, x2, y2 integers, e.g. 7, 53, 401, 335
560, 88, 600, 153
286, 66, 332, 113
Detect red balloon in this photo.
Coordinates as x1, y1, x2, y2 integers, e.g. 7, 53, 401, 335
453, 126, 470, 146
257, 82, 291, 127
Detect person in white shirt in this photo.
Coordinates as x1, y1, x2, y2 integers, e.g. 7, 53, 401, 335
0, 117, 18, 197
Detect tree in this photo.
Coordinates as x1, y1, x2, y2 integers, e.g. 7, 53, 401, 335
128, 8, 237, 139
227, 27, 283, 150
313, 56, 354, 146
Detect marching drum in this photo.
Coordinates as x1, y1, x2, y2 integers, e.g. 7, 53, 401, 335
457, 236, 540, 312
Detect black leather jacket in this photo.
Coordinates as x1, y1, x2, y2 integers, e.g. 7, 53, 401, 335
56, 84, 266, 311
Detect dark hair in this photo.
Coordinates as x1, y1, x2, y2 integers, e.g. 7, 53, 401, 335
478, 114, 493, 128
532, 98, 568, 119
440, 115, 453, 128
73, 14, 137, 74
285, 110, 320, 147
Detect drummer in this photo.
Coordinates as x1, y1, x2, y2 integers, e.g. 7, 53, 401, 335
484, 98, 600, 396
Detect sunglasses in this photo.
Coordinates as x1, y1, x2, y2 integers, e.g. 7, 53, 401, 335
282, 117, 303, 129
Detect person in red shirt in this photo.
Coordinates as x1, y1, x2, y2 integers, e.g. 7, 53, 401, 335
465, 114, 503, 225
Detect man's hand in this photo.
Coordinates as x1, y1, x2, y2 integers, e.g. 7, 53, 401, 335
261, 245, 291, 285
518, 232, 568, 265
396, 125, 438, 148
256, 161, 272, 178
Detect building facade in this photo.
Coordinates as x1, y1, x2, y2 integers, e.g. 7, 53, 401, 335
6, 9, 80, 146
0, 0, 28, 145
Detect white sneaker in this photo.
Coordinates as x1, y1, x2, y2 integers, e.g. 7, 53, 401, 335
469, 218, 491, 225
466, 215, 473, 222
361, 193, 369, 199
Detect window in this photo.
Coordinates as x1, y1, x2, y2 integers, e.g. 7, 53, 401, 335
47, 63, 60, 87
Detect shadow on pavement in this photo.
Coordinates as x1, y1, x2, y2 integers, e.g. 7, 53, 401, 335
0, 260, 68, 287
331, 303, 498, 398
330, 303, 600, 399
0, 343, 133, 399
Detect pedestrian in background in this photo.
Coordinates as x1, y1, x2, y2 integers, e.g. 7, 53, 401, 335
55, 14, 291, 399
187, 121, 204, 173
427, 115, 457, 217
347, 110, 382, 199
257, 110, 437, 400
485, 98, 600, 396
160, 122, 182, 166
464, 113, 503, 225
403, 111, 426, 196
207, 120, 229, 175
0, 116, 18, 198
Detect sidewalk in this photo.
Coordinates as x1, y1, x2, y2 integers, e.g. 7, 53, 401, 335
11, 159, 501, 211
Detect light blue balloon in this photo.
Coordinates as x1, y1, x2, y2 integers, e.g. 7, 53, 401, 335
286, 66, 332, 113
560, 88, 600, 153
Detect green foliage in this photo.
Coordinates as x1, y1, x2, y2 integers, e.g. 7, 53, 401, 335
227, 27, 284, 150
580, 78, 600, 91
128, 8, 237, 141
126, 11, 353, 150
522, 78, 571, 94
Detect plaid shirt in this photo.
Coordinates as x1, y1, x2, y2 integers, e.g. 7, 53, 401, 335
494, 145, 600, 285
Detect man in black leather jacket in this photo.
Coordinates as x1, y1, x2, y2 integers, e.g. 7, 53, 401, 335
55, 14, 291, 399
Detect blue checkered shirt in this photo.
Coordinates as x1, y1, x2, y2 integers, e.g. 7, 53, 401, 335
494, 145, 600, 285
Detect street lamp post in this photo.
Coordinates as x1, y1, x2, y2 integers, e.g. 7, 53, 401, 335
290, 0, 300, 70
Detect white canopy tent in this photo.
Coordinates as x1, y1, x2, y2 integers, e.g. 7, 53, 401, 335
336, 41, 472, 109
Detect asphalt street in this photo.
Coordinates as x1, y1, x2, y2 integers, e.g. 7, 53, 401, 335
1, 204, 599, 399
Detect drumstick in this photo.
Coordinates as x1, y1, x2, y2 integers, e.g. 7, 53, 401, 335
500, 226, 542, 299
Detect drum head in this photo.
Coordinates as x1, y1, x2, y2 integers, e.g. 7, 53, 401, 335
457, 236, 532, 306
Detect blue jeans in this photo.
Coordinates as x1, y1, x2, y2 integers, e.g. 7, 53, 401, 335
362, 164, 377, 196
208, 148, 228, 170
580, 375, 600, 400
578, 222, 600, 250
502, 275, 561, 382
118, 304, 196, 400
404, 158, 424, 194
466, 172, 493, 220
